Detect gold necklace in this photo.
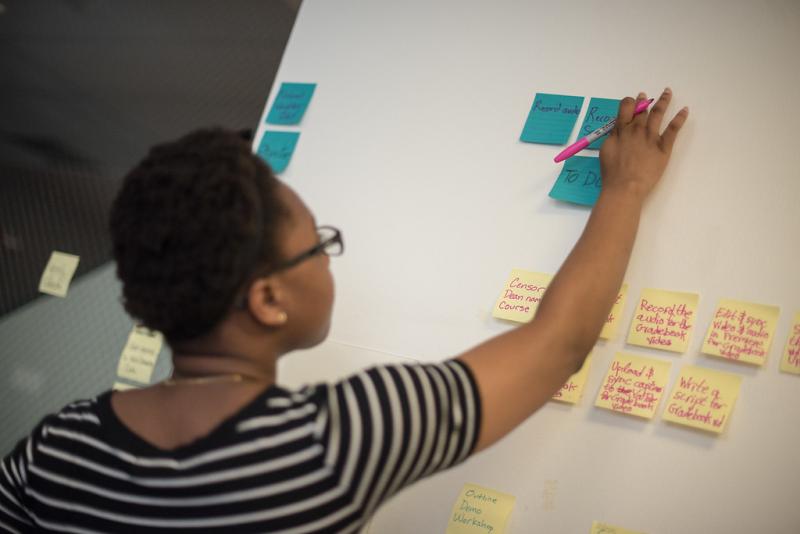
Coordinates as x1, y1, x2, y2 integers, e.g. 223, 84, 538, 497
161, 374, 249, 387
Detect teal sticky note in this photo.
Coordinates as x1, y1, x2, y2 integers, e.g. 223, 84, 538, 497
520, 93, 584, 145
266, 82, 317, 125
257, 131, 300, 174
576, 97, 620, 149
549, 156, 602, 206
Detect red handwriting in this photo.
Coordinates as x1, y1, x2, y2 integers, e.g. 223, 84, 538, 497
706, 307, 771, 361
667, 377, 728, 429
599, 360, 662, 414
786, 323, 800, 368
604, 292, 624, 325
497, 277, 548, 315
634, 298, 693, 347
553, 380, 578, 399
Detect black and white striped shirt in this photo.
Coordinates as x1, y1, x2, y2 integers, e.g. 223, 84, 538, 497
0, 359, 481, 533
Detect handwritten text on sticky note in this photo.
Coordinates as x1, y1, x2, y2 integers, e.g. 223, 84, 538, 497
627, 288, 699, 353
702, 299, 780, 366
446, 483, 515, 534
553, 353, 592, 404
116, 326, 163, 384
662, 365, 741, 434
520, 93, 584, 145
266, 82, 316, 125
595, 353, 671, 419
600, 285, 628, 340
38, 251, 80, 298
492, 269, 553, 323
780, 312, 800, 375
549, 155, 602, 206
577, 98, 620, 149
257, 130, 300, 174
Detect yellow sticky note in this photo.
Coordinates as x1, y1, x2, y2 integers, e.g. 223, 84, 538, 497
38, 251, 80, 298
552, 353, 593, 404
780, 312, 800, 375
492, 269, 553, 323
590, 521, 646, 534
702, 299, 780, 366
627, 288, 699, 353
599, 284, 628, 340
116, 326, 163, 383
595, 352, 671, 419
662, 365, 742, 434
446, 483, 515, 534
112, 382, 139, 391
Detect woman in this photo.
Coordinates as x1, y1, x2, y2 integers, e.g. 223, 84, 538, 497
0, 90, 687, 533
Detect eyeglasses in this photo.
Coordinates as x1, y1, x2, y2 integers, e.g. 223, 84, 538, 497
272, 225, 344, 272
235, 225, 343, 309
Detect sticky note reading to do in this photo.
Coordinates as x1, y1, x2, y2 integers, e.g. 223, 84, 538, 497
595, 353, 671, 419
553, 353, 593, 404
38, 251, 80, 298
266, 82, 316, 125
549, 156, 602, 206
577, 98, 621, 149
257, 131, 300, 173
446, 483, 515, 534
116, 326, 163, 384
702, 299, 780, 366
662, 365, 742, 434
780, 311, 800, 375
492, 269, 553, 323
627, 288, 699, 353
600, 285, 628, 340
520, 93, 584, 145
590, 521, 646, 534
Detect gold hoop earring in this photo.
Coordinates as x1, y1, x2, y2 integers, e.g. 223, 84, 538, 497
277, 311, 288, 324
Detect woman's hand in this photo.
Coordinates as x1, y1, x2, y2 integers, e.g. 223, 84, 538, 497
600, 88, 689, 201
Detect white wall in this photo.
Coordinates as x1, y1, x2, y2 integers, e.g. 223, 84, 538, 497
263, 1, 800, 532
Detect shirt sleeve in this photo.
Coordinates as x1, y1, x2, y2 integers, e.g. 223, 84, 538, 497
0, 436, 36, 533
318, 358, 481, 520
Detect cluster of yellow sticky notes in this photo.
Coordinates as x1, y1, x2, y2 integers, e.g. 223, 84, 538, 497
627, 288, 699, 353
38, 251, 80, 298
780, 312, 800, 375
446, 483, 516, 534
590, 521, 646, 534
492, 269, 553, 323
701, 299, 780, 366
552, 353, 593, 404
595, 353, 671, 419
662, 365, 742, 434
599, 284, 628, 340
116, 326, 163, 383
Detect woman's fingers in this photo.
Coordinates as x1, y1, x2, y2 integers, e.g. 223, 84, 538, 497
632, 92, 648, 126
646, 88, 672, 135
615, 96, 637, 128
659, 106, 690, 153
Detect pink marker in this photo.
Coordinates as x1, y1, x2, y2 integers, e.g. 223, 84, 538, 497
554, 98, 655, 163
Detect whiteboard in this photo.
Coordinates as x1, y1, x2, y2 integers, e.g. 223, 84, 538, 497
256, 1, 800, 532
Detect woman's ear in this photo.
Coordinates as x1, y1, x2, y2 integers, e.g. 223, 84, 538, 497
246, 277, 289, 327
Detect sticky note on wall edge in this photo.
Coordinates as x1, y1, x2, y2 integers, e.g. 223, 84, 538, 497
257, 130, 301, 174
549, 155, 602, 206
662, 364, 742, 434
701, 298, 780, 366
599, 284, 628, 340
266, 82, 316, 125
492, 269, 553, 323
116, 326, 164, 384
627, 288, 699, 353
38, 251, 80, 298
520, 92, 584, 145
780, 311, 800, 375
590, 520, 647, 534
446, 483, 516, 534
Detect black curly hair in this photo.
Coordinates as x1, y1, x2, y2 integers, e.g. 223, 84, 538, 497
109, 128, 289, 342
